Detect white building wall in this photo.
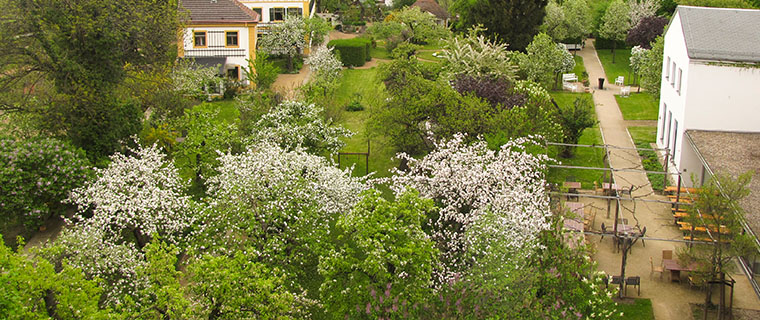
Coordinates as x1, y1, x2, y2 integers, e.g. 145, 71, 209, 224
239, 1, 307, 23
657, 12, 690, 176
656, 11, 760, 187
182, 26, 252, 79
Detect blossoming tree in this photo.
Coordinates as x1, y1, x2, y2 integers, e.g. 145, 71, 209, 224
385, 134, 553, 284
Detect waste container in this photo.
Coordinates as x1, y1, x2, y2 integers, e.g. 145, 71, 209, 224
598, 77, 605, 90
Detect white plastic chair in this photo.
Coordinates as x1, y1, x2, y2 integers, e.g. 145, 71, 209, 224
615, 76, 624, 86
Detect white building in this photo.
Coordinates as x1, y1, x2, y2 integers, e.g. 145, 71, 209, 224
239, 0, 315, 34
179, 0, 260, 82
656, 5, 760, 187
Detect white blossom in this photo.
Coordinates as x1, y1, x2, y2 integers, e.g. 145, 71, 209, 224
248, 100, 353, 154
67, 143, 195, 245
383, 134, 553, 284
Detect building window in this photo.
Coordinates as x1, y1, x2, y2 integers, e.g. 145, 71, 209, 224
660, 103, 667, 141
225, 31, 239, 47
676, 68, 682, 94
665, 57, 670, 80
287, 7, 303, 18
227, 66, 240, 80
252, 7, 262, 18
270, 8, 285, 21
672, 119, 678, 153
193, 31, 207, 48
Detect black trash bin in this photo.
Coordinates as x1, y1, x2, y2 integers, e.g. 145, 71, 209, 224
598, 77, 605, 90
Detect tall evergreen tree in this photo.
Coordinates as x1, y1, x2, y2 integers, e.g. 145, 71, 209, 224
452, 0, 549, 51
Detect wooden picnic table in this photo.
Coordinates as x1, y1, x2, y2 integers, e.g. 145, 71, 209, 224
662, 259, 699, 282
678, 221, 731, 234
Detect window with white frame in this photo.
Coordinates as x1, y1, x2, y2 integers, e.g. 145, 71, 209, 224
660, 104, 667, 141
676, 68, 682, 94
665, 57, 670, 80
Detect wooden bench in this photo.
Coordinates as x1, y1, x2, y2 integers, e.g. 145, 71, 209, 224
562, 73, 578, 82
683, 235, 731, 243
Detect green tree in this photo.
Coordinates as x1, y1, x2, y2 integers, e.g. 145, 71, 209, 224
554, 96, 597, 157
541, 0, 568, 41
680, 172, 758, 318
319, 190, 439, 318
563, 0, 593, 45
639, 35, 664, 96
599, 0, 632, 63
517, 33, 574, 89
0, 237, 110, 319
0, 0, 180, 159
245, 52, 280, 91
258, 17, 306, 73
188, 250, 310, 319
0, 137, 92, 233
452, 0, 548, 51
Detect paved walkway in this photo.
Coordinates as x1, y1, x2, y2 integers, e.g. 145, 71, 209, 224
577, 39, 760, 319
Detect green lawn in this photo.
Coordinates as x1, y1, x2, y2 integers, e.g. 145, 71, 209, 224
572, 55, 587, 82
548, 92, 605, 190
332, 67, 398, 178
201, 99, 240, 123
615, 92, 659, 120
615, 298, 655, 320
416, 50, 442, 62
596, 47, 634, 85
628, 126, 668, 191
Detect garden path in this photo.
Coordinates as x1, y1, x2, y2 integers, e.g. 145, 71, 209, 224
577, 39, 760, 319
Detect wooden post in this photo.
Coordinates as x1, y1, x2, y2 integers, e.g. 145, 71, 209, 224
663, 149, 670, 190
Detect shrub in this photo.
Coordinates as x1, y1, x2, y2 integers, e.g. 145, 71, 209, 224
345, 101, 364, 111
328, 39, 367, 67
0, 137, 92, 231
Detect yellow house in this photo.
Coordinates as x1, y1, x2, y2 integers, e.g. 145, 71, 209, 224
179, 0, 260, 83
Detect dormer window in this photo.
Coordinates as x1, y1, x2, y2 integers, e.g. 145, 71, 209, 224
194, 31, 207, 48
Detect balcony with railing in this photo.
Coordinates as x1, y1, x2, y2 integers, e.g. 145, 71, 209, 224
185, 30, 246, 58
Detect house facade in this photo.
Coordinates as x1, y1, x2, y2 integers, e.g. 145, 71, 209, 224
656, 6, 760, 187
239, 0, 315, 34
179, 0, 260, 82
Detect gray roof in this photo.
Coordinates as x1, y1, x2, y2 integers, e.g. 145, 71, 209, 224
676, 5, 760, 63
180, 0, 259, 23
685, 130, 760, 235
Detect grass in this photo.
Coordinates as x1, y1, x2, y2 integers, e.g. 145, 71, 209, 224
547, 92, 606, 190
615, 298, 655, 320
628, 126, 668, 191
596, 47, 634, 86
331, 67, 398, 178
615, 92, 659, 120
416, 50, 442, 62
572, 55, 587, 82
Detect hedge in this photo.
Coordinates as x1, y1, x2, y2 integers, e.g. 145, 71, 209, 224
593, 38, 629, 50
328, 39, 367, 67
355, 38, 372, 61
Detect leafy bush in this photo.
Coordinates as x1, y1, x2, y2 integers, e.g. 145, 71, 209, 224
327, 39, 367, 67
245, 52, 280, 91
344, 100, 364, 111
0, 137, 92, 230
